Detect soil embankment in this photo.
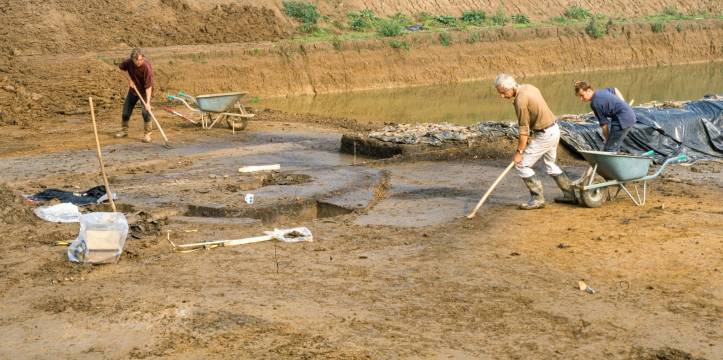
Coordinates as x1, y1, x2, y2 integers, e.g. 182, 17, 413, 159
2, 20, 721, 127
2, 0, 720, 56
149, 20, 722, 97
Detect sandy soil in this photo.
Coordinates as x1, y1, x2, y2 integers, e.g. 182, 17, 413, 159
0, 106, 720, 359
0, 2, 721, 358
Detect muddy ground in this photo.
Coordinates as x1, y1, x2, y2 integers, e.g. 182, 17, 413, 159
0, 106, 721, 359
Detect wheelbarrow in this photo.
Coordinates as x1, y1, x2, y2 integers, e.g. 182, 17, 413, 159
165, 91, 254, 131
573, 150, 687, 207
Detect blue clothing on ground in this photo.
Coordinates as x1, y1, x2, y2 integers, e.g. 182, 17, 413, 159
590, 88, 636, 129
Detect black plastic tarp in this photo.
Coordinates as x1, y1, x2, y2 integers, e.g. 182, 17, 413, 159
28, 185, 108, 205
558, 99, 723, 164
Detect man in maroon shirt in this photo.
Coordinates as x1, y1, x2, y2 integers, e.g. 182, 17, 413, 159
116, 48, 154, 142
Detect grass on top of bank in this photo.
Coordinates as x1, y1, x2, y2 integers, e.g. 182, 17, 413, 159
280, 3, 723, 48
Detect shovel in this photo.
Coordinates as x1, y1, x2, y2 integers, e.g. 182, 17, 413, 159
166, 227, 313, 252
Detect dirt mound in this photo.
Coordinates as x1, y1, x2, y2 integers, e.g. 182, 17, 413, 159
0, 184, 37, 226
0, 54, 119, 127
0, 0, 291, 56
316, 0, 721, 20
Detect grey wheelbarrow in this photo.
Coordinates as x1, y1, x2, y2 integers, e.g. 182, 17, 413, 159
573, 150, 687, 207
165, 91, 254, 131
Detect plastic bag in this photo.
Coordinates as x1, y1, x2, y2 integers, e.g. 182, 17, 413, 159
34, 203, 81, 223
68, 212, 128, 264
264, 227, 313, 243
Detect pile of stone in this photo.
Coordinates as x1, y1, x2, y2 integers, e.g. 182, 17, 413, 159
369, 122, 519, 146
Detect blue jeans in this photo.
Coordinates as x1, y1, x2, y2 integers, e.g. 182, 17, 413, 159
121, 90, 151, 123
604, 123, 633, 152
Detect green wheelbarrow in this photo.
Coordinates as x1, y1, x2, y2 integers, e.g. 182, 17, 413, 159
573, 150, 687, 207
165, 91, 255, 131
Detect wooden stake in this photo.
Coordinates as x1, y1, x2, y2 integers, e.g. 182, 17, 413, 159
89, 97, 117, 212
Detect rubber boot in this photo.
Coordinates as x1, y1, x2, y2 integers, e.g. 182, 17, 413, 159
115, 121, 129, 138
552, 172, 578, 204
142, 122, 152, 143
519, 176, 545, 210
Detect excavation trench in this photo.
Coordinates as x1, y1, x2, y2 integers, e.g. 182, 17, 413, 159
186, 198, 353, 224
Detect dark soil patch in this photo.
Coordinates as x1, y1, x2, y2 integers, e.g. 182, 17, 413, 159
632, 347, 708, 360
262, 172, 312, 186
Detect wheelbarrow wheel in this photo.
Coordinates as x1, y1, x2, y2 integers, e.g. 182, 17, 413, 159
581, 188, 604, 208
226, 118, 248, 131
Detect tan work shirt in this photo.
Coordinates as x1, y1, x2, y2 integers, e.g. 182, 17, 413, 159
513, 84, 556, 136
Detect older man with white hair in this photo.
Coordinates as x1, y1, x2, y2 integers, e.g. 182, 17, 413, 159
494, 74, 576, 209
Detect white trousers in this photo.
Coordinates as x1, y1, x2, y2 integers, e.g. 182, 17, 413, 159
515, 123, 563, 178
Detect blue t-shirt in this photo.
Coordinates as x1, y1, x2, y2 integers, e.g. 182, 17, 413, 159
590, 88, 636, 129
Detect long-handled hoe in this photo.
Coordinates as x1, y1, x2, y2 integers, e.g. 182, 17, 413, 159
466, 161, 515, 219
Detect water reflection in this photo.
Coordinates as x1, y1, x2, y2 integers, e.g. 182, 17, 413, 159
261, 62, 722, 124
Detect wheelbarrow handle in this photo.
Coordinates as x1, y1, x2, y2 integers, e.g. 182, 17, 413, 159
640, 153, 687, 181
167, 94, 200, 112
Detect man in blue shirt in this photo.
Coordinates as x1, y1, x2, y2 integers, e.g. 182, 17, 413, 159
574, 81, 636, 152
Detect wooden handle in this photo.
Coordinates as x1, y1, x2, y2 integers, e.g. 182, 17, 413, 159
89, 97, 117, 212
174, 235, 274, 250
466, 161, 515, 219
131, 86, 170, 144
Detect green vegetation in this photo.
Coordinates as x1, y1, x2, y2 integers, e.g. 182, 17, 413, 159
651, 21, 665, 33
377, 19, 404, 37
490, 9, 509, 26
644, 6, 722, 22
297, 23, 320, 34
390, 12, 414, 26
438, 33, 452, 46
563, 5, 591, 20
347, 9, 379, 31
661, 5, 682, 17
511, 14, 530, 24
460, 10, 486, 25
435, 15, 457, 26
466, 31, 481, 44
280, 5, 721, 48
331, 37, 343, 50
550, 15, 567, 24
283, 1, 321, 33
414, 12, 435, 25
388, 39, 410, 50
283, 1, 320, 25
585, 15, 607, 38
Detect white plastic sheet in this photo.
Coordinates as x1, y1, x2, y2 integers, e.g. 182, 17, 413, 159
34, 203, 81, 223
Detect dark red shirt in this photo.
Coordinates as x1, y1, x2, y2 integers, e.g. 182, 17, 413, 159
119, 58, 154, 96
